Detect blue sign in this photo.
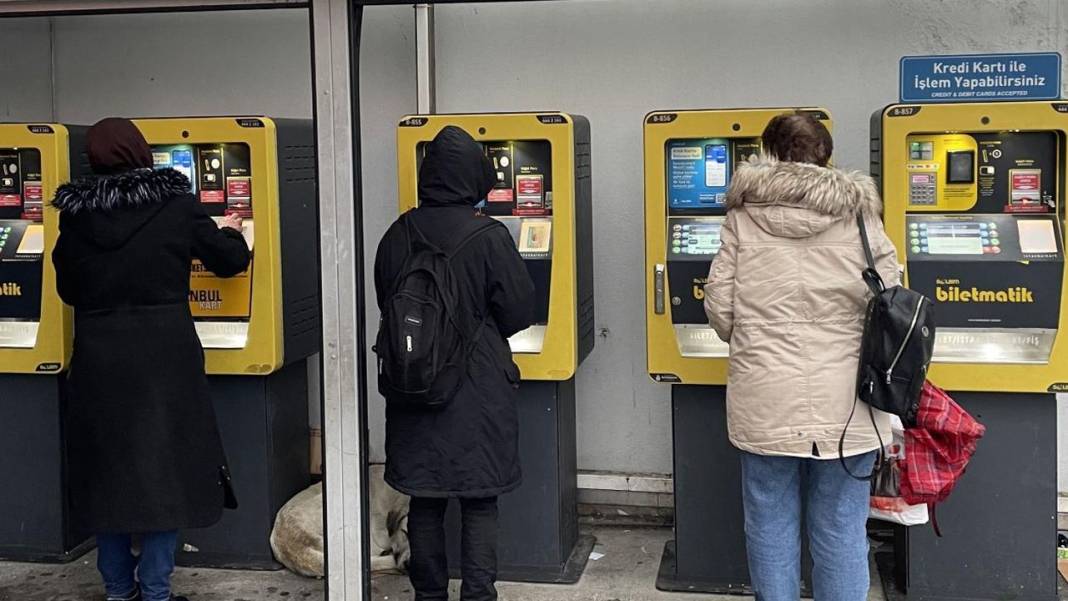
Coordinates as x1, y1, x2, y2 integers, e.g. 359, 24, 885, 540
900, 52, 1061, 103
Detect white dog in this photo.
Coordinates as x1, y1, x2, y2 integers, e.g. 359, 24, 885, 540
270, 464, 411, 576
368, 464, 411, 573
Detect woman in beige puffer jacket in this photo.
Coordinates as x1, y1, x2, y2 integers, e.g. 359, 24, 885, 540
703, 114, 899, 601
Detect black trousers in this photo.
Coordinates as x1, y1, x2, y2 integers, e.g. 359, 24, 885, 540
408, 496, 499, 601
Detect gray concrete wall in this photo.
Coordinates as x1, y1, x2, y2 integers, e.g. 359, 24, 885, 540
430, 0, 1068, 478
49, 10, 313, 122
0, 17, 54, 121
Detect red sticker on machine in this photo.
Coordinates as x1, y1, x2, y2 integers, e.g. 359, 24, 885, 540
1007, 169, 1045, 212
516, 176, 543, 197
487, 188, 514, 203
200, 189, 226, 204
227, 177, 251, 199
23, 184, 42, 201
0, 194, 21, 207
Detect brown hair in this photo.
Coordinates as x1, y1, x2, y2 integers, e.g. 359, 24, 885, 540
761, 113, 833, 167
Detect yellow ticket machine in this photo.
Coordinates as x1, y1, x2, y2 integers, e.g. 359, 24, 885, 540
0, 123, 89, 561
397, 113, 595, 582
135, 117, 319, 569
645, 108, 831, 593
872, 101, 1066, 601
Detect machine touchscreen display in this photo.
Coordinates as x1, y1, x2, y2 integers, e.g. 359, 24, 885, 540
669, 216, 725, 260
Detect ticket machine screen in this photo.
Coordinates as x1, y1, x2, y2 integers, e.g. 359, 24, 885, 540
903, 131, 1064, 363
152, 143, 254, 349
664, 137, 758, 356
0, 148, 44, 348
416, 139, 552, 353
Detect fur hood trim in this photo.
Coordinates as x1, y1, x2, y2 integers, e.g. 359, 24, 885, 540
726, 155, 882, 217
52, 168, 190, 214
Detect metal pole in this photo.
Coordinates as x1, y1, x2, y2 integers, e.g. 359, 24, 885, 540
414, 2, 435, 113
310, 0, 367, 599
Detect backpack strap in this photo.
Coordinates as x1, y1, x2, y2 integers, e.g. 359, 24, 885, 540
838, 394, 885, 481
445, 218, 500, 260
856, 213, 886, 296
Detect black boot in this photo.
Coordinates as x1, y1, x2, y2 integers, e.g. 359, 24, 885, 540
107, 591, 141, 601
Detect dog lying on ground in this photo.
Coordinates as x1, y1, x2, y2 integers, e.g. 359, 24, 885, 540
270, 464, 411, 576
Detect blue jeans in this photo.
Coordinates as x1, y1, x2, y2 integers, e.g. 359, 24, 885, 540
740, 451, 876, 601
97, 531, 179, 601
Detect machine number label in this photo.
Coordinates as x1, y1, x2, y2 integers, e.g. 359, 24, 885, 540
399, 117, 428, 127
798, 110, 830, 121
236, 118, 265, 128
651, 373, 682, 383
647, 113, 678, 124
26, 125, 53, 134
35, 363, 60, 372
1053, 103, 1068, 114
536, 114, 567, 125
888, 106, 922, 118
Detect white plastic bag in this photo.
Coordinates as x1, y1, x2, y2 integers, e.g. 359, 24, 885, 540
869, 416, 930, 526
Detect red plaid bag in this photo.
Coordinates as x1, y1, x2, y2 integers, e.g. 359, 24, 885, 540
899, 380, 986, 535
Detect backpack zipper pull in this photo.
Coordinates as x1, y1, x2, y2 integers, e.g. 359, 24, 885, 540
406, 335, 413, 352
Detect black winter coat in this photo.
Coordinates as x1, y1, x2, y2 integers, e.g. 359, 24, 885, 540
374, 126, 536, 498
52, 168, 250, 533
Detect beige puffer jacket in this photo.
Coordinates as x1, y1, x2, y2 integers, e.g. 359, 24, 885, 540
704, 156, 899, 459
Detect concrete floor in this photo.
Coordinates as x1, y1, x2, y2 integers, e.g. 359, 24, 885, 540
0, 526, 887, 601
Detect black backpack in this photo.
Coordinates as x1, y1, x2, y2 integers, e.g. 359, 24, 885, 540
841, 214, 936, 476
374, 212, 496, 408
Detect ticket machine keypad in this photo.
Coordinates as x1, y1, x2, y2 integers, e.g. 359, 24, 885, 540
909, 172, 937, 205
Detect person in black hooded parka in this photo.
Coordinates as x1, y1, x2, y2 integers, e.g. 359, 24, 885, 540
52, 118, 249, 601
374, 126, 535, 601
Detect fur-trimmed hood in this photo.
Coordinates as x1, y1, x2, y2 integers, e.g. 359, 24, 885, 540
726, 155, 881, 239
52, 168, 191, 250
53, 168, 190, 214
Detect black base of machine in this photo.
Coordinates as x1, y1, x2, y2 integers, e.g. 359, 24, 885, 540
0, 374, 91, 563
445, 378, 591, 584
658, 385, 812, 596
176, 361, 311, 570
879, 392, 1059, 601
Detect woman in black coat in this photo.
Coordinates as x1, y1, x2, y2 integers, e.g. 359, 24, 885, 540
374, 126, 536, 601
52, 118, 250, 601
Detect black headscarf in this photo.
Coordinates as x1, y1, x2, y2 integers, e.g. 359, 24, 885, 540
417, 125, 496, 207
86, 117, 153, 175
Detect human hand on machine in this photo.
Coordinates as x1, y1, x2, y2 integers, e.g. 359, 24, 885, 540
219, 213, 244, 232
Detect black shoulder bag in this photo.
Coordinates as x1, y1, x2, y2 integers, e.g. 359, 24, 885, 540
840, 214, 936, 478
